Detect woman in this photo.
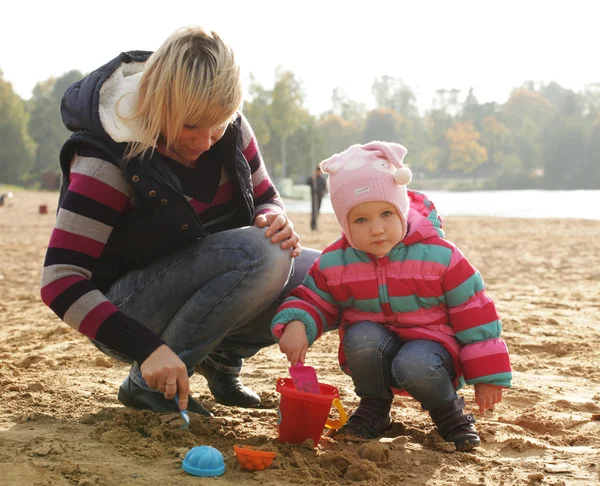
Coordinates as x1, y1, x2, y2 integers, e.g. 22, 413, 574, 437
40, 26, 319, 416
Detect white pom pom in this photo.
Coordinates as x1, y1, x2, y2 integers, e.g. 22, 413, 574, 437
394, 167, 412, 185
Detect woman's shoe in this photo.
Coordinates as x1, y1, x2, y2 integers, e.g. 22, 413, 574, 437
117, 378, 213, 416
335, 397, 393, 439
429, 396, 480, 451
195, 360, 260, 408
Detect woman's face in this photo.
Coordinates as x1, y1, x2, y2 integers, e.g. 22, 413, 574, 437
168, 123, 228, 162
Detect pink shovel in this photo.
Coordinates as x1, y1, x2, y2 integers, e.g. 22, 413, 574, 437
289, 362, 320, 394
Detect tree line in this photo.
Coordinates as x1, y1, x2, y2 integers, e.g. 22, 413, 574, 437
1, 66, 599, 190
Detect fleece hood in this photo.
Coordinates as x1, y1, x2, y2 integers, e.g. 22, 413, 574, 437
61, 51, 151, 147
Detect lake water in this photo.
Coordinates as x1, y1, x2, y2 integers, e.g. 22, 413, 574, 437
283, 190, 600, 220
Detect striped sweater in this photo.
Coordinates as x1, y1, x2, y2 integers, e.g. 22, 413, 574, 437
41, 114, 283, 365
272, 191, 512, 390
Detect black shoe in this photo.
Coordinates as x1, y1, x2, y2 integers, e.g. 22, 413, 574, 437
195, 360, 260, 408
429, 396, 480, 451
335, 397, 393, 439
117, 378, 213, 417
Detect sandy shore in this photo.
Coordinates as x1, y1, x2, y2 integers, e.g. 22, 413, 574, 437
1, 190, 599, 485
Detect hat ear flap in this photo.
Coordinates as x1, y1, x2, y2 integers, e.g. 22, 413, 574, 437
394, 167, 412, 185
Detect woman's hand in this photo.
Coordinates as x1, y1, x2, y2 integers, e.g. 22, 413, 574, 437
474, 383, 503, 412
254, 213, 301, 257
278, 320, 309, 365
140, 344, 189, 410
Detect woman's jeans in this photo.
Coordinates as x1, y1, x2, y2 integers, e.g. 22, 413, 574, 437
343, 320, 458, 411
94, 225, 319, 391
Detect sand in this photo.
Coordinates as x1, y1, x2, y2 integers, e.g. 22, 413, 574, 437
1, 190, 599, 486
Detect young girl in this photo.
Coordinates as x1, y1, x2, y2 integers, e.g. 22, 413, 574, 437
271, 141, 512, 451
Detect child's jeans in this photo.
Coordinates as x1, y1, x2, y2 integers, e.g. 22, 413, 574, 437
342, 320, 458, 410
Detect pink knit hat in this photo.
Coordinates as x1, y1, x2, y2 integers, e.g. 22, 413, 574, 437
320, 141, 412, 248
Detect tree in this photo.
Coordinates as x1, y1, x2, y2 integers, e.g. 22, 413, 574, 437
540, 83, 590, 189
362, 108, 405, 144
423, 108, 453, 174
542, 116, 586, 189
27, 70, 83, 181
286, 114, 324, 180
244, 73, 272, 146
460, 88, 501, 131
53, 70, 84, 101
585, 119, 600, 188
480, 116, 510, 171
269, 68, 306, 178
461, 88, 480, 124
432, 89, 462, 117
0, 70, 36, 184
446, 121, 488, 179
501, 87, 553, 175
372, 76, 419, 118
28, 79, 67, 178
329, 87, 367, 124
318, 114, 361, 159
539, 81, 584, 116
582, 83, 600, 120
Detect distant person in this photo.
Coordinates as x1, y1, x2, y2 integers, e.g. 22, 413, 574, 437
307, 165, 328, 230
272, 141, 512, 450
40, 26, 320, 418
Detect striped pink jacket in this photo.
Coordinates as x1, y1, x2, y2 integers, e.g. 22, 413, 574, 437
272, 191, 512, 390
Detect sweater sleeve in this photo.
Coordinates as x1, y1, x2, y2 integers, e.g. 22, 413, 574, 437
442, 245, 512, 388
40, 155, 166, 364
239, 113, 285, 217
271, 255, 341, 346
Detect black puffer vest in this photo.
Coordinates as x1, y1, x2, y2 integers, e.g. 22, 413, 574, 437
58, 51, 254, 287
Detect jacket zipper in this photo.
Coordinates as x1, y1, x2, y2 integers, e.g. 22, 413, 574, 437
374, 257, 393, 317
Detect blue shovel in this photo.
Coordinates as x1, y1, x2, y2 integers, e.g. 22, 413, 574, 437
174, 394, 190, 430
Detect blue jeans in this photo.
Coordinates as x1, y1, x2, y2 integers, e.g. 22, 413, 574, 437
95, 225, 319, 391
342, 320, 458, 411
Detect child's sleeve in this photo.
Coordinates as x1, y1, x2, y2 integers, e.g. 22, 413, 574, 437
442, 245, 512, 388
271, 257, 341, 346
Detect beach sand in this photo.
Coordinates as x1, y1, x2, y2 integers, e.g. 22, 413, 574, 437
1, 190, 599, 485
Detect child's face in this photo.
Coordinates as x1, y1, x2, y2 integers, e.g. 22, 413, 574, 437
347, 201, 405, 257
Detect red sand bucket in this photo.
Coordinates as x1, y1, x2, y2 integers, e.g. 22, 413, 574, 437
276, 378, 347, 446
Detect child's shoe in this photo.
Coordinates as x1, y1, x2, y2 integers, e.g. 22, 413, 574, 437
428, 396, 480, 451
335, 397, 393, 439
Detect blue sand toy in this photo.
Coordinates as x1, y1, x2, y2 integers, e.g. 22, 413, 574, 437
174, 395, 190, 429
182, 446, 225, 477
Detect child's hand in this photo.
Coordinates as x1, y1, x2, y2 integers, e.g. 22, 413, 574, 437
474, 383, 503, 412
278, 320, 308, 365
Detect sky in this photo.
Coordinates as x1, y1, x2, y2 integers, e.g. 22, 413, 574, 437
1, 0, 598, 115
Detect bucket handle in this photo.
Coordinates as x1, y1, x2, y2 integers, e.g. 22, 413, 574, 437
325, 398, 348, 430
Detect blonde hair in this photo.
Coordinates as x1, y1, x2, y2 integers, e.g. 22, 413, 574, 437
123, 25, 242, 160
